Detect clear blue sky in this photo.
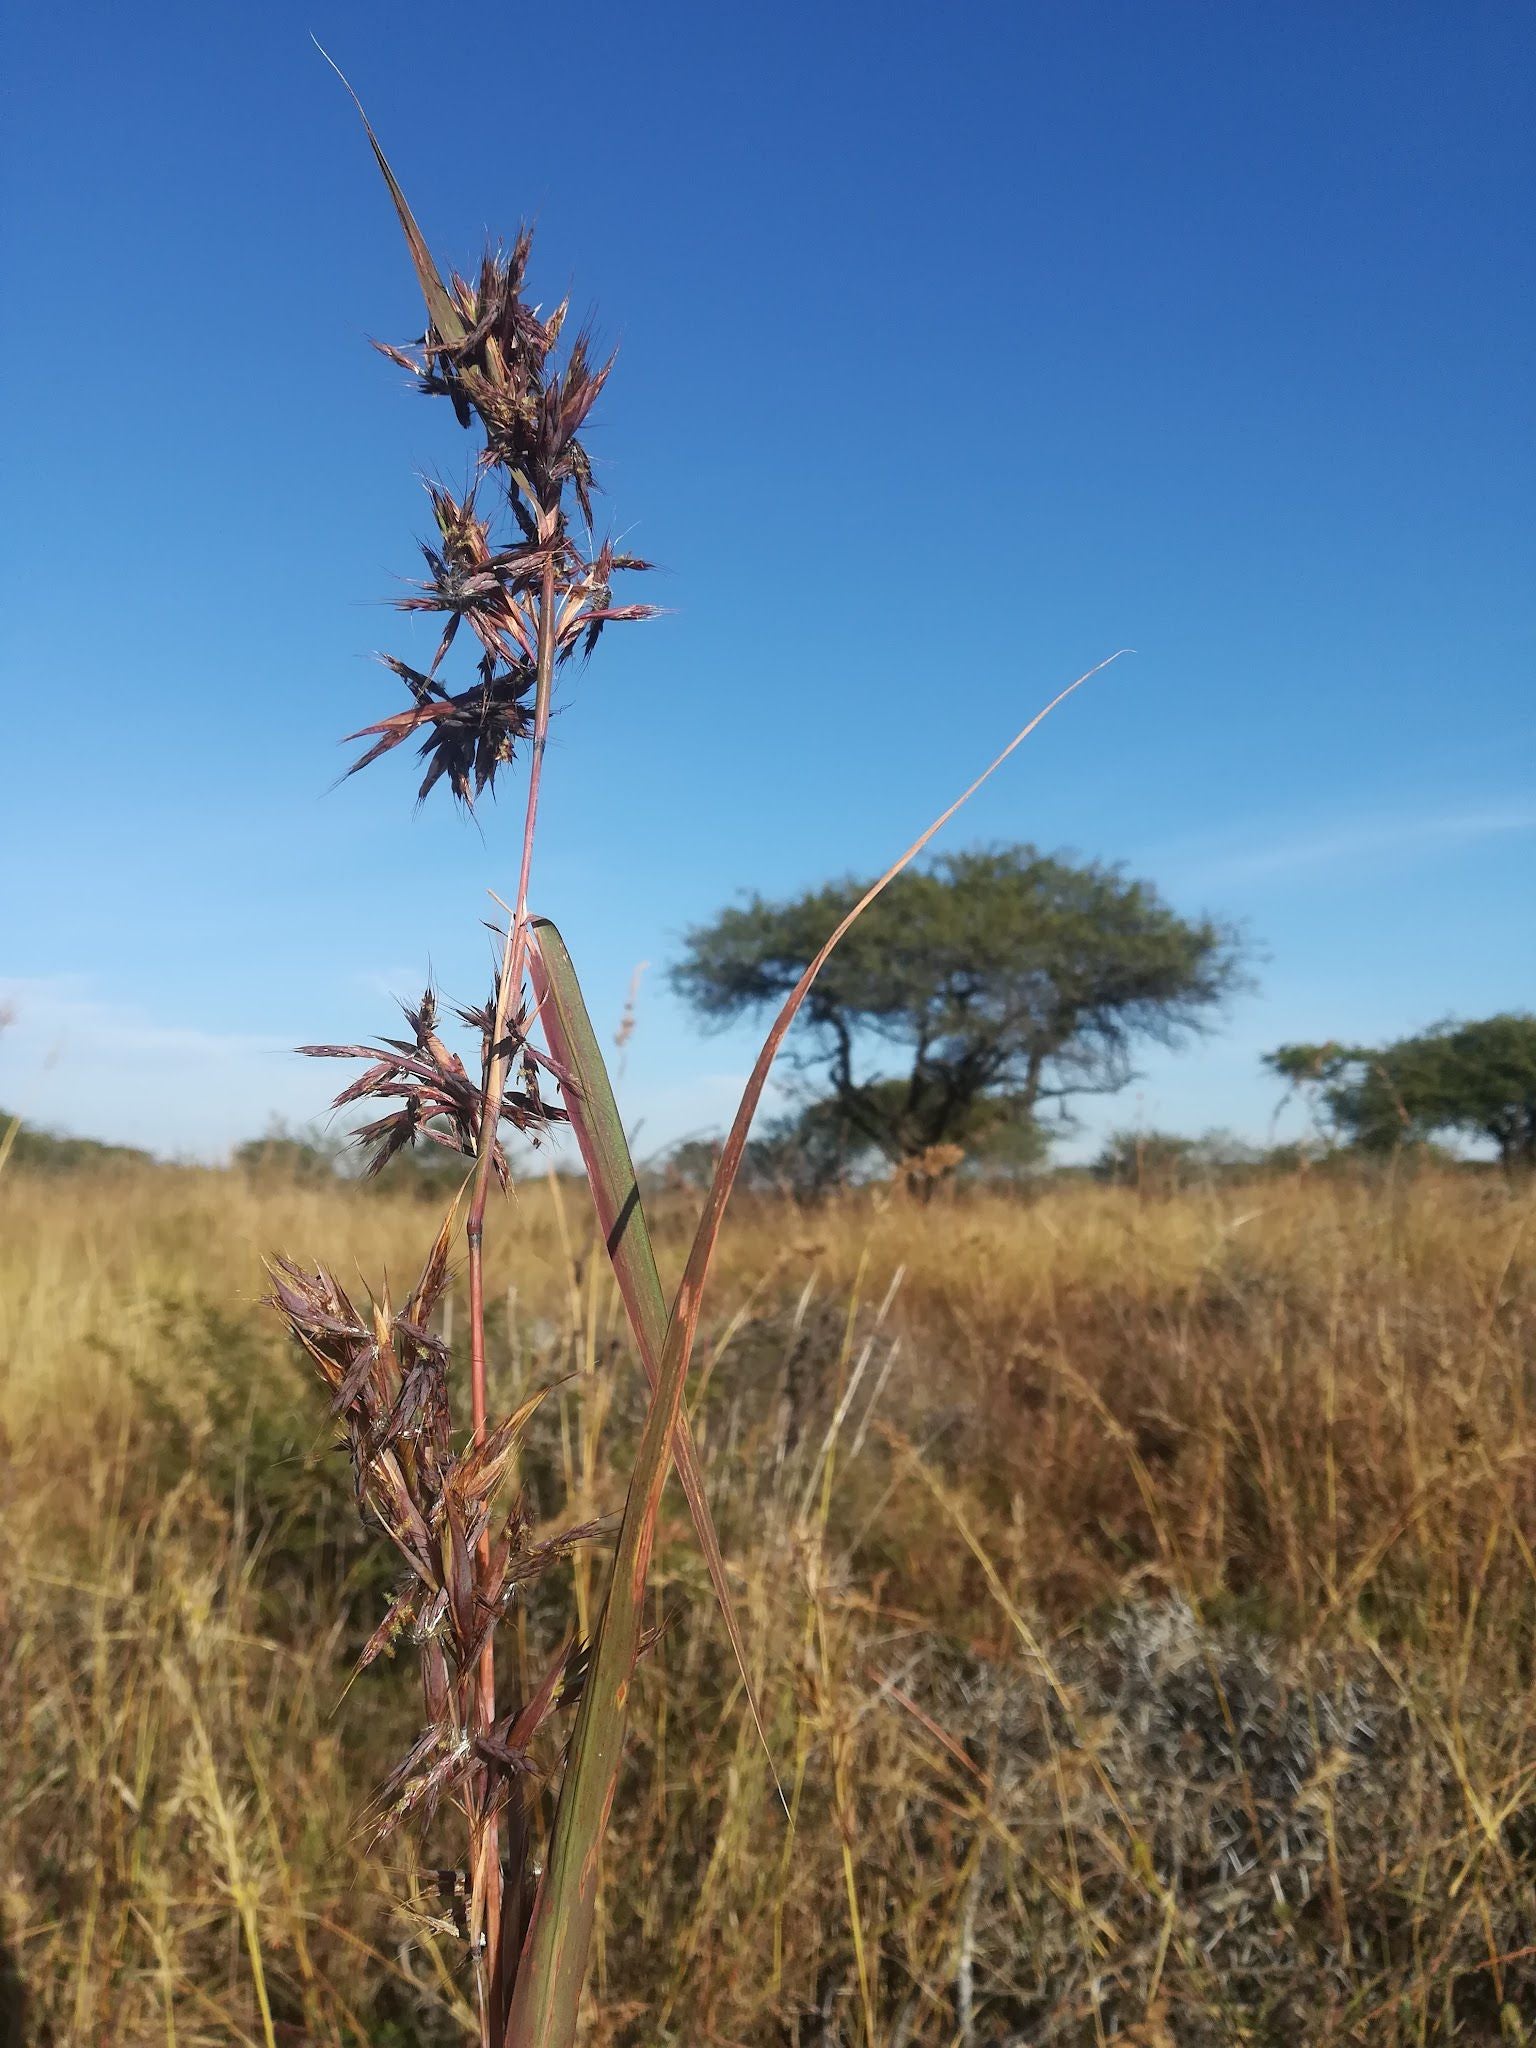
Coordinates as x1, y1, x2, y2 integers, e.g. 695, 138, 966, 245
3, 1, 1532, 1163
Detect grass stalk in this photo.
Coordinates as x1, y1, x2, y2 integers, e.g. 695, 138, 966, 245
257, 73, 1112, 2047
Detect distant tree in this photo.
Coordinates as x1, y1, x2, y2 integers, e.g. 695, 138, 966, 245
660, 1106, 864, 1202
1093, 1129, 1202, 1190
657, 1137, 723, 1192
233, 1124, 343, 1183
234, 1118, 524, 1197
370, 1136, 481, 1200
673, 846, 1246, 1177
1092, 1127, 1264, 1191
0, 1112, 151, 1173
669, 1087, 1053, 1204
1263, 1040, 1373, 1159
740, 1103, 862, 1197
1265, 1015, 1536, 1168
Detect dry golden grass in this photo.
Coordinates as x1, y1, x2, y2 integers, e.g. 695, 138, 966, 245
3, 1162, 1536, 2044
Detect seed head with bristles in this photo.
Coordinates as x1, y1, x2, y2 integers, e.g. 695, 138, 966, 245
298, 982, 566, 1181
350, 226, 657, 809
266, 1222, 602, 1839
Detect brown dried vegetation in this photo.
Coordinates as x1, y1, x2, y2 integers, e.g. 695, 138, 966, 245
4, 1166, 1536, 2042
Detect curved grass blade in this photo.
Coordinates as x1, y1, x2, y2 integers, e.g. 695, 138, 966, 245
503, 655, 1121, 2048
527, 920, 781, 1799
314, 42, 467, 348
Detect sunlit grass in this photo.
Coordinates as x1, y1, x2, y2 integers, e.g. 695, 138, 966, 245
3, 1162, 1535, 2043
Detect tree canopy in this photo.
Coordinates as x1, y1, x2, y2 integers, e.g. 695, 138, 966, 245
1266, 1015, 1536, 1167
672, 845, 1246, 1175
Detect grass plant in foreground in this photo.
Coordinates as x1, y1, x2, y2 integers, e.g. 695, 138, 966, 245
270, 76, 1114, 2046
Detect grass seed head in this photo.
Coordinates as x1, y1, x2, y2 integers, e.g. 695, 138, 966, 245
298, 981, 565, 1180
355, 229, 656, 810
266, 1237, 599, 1855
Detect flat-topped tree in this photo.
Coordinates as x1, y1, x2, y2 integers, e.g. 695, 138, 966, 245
673, 845, 1246, 1176
1267, 1015, 1536, 1166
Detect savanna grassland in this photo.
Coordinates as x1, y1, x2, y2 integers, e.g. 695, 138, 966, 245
3, 1161, 1536, 2046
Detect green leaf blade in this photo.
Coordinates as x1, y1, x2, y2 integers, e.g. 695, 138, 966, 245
528, 921, 780, 1791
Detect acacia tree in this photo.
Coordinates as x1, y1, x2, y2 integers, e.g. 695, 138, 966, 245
1266, 1015, 1536, 1166
672, 846, 1246, 1171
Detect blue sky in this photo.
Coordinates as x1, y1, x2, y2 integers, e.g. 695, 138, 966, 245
3, 1, 1532, 1164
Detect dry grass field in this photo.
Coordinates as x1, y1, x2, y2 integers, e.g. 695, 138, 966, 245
3, 1161, 1536, 2044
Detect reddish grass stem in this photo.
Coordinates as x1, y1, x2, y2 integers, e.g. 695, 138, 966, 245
465, 548, 559, 2017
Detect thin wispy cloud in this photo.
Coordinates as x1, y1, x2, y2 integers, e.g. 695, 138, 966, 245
0, 976, 294, 1060
1168, 805, 1536, 889
0, 976, 307, 1158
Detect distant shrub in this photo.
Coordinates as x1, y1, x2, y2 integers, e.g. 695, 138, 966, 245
1092, 1127, 1268, 1190
0, 1110, 151, 1174
232, 1125, 343, 1183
